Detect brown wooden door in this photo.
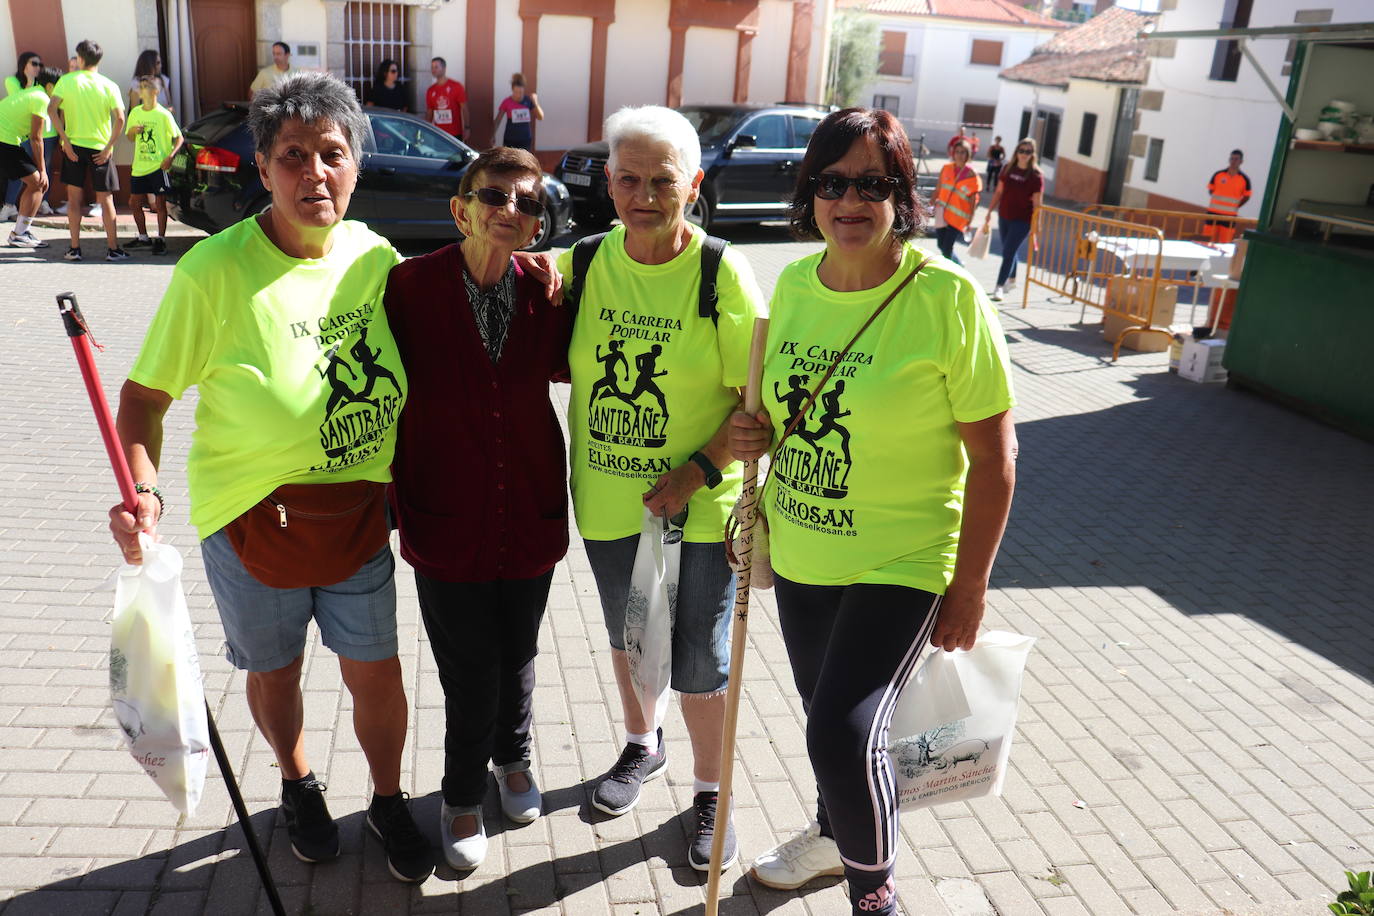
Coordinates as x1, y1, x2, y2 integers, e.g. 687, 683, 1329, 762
190, 0, 256, 113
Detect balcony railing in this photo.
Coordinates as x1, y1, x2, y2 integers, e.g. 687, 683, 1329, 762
878, 52, 916, 78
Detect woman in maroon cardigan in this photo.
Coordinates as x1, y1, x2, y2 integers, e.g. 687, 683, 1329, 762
385, 147, 571, 870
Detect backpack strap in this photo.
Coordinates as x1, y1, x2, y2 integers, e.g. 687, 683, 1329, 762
699, 235, 728, 327
566, 231, 609, 315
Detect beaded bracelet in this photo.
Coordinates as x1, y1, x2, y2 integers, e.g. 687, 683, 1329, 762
134, 482, 165, 516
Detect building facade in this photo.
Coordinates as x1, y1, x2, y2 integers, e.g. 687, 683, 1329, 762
3, 0, 832, 173
847, 0, 1064, 162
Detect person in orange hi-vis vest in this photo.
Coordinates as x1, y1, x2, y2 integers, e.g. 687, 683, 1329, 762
933, 139, 981, 264
1204, 149, 1252, 243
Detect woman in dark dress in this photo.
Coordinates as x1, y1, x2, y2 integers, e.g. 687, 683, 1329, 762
368, 58, 407, 111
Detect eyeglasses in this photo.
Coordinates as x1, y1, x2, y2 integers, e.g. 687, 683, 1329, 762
467, 187, 543, 217
1016, 147, 1033, 154
811, 174, 900, 202
27, 60, 41, 67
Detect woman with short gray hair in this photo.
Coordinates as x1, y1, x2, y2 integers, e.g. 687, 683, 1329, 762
558, 105, 765, 870
107, 72, 433, 883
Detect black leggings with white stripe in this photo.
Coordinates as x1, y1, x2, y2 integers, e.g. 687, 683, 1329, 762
774, 575, 942, 915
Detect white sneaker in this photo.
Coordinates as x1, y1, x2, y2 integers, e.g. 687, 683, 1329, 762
55, 201, 69, 215
1005, 276, 1018, 292
494, 760, 541, 824
750, 822, 845, 890
0, 203, 17, 221
37, 201, 54, 216
990, 286, 1005, 302
8, 231, 48, 249
440, 802, 487, 869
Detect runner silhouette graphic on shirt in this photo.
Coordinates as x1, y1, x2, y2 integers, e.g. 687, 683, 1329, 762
628, 344, 669, 418
775, 374, 812, 439
316, 343, 376, 415
798, 380, 853, 483
589, 340, 635, 411
350, 326, 401, 401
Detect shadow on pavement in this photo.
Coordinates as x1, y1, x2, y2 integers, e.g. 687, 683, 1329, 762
1001, 369, 1374, 680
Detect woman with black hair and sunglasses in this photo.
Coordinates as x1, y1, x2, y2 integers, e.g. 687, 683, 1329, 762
384, 146, 571, 871
367, 58, 408, 111
728, 107, 1017, 915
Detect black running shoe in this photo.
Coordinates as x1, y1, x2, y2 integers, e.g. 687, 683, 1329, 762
366, 793, 435, 883
124, 236, 152, 249
63, 247, 82, 262
688, 791, 738, 872
280, 773, 340, 863
105, 247, 131, 261
152, 237, 167, 255
591, 728, 667, 816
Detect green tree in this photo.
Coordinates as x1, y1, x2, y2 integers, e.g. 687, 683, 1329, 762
826, 10, 881, 108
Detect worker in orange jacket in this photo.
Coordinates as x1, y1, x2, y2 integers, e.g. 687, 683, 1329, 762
933, 139, 981, 265
1203, 149, 1252, 243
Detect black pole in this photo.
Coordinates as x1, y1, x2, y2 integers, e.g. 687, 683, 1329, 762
205, 700, 287, 916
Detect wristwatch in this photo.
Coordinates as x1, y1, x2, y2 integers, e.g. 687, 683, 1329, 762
689, 451, 723, 489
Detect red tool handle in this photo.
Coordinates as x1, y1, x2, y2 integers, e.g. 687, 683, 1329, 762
57, 292, 139, 514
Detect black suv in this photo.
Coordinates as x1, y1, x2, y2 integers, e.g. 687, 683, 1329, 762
555, 103, 830, 230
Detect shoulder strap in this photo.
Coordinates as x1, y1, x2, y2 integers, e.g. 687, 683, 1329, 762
699, 235, 728, 326
567, 231, 609, 314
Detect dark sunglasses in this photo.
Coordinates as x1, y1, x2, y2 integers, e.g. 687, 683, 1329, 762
811, 174, 900, 202
1016, 147, 1033, 154
27, 60, 42, 67
467, 187, 543, 217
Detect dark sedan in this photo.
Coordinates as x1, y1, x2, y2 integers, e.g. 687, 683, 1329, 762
555, 103, 829, 230
168, 105, 573, 249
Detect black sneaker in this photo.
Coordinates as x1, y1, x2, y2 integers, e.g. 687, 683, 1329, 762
366, 793, 435, 883
280, 774, 340, 863
591, 729, 667, 816
106, 247, 131, 261
688, 791, 738, 872
63, 247, 82, 262
125, 236, 152, 249
152, 237, 167, 255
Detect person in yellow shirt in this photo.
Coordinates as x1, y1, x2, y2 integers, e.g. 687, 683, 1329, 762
124, 76, 183, 254
249, 41, 297, 98
48, 39, 126, 261
0, 66, 59, 248
729, 108, 1016, 914
107, 72, 433, 885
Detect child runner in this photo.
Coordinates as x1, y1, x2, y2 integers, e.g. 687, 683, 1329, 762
0, 66, 60, 248
124, 75, 182, 254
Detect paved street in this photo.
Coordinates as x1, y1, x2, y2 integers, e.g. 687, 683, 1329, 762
0, 216, 1371, 916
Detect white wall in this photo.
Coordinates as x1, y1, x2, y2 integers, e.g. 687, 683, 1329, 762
1059, 77, 1120, 172
429, 0, 468, 83
492, 0, 522, 118
535, 14, 591, 150
751, 0, 791, 105
681, 27, 737, 105
0, 12, 15, 76
279, 0, 327, 67
604, 0, 671, 116
63, 0, 140, 165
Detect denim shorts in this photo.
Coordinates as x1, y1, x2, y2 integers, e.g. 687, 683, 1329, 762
200, 529, 399, 672
583, 536, 733, 695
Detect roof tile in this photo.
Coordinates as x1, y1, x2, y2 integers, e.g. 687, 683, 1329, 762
999, 6, 1156, 86
842, 0, 1068, 29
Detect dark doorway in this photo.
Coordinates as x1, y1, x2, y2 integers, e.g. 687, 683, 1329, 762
1102, 87, 1137, 206
189, 0, 256, 112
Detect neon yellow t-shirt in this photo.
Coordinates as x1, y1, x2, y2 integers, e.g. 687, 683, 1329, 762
53, 70, 124, 150
127, 104, 181, 176
0, 86, 49, 146
561, 225, 765, 543
129, 218, 408, 540
762, 243, 1016, 593
5, 77, 57, 138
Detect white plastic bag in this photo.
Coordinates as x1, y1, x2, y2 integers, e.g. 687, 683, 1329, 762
623, 508, 682, 731
968, 225, 991, 260
110, 534, 210, 814
887, 630, 1034, 811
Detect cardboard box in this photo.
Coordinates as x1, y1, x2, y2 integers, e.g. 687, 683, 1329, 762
1179, 338, 1228, 383
1168, 334, 1186, 371
1102, 278, 1179, 352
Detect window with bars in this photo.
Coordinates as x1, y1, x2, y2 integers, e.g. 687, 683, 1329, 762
344, 2, 411, 107
873, 94, 900, 117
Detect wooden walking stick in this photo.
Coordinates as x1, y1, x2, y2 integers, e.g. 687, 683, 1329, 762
705, 317, 769, 915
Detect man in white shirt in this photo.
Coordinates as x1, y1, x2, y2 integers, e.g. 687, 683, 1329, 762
250, 42, 297, 98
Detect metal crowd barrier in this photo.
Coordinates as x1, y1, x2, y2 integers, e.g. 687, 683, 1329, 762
1024, 205, 1172, 359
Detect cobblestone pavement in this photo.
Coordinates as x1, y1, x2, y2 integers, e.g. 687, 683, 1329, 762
1, 218, 1370, 916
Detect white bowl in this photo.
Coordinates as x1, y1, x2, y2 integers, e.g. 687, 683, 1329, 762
1293, 128, 1322, 140
1317, 121, 1342, 138
1328, 99, 1356, 112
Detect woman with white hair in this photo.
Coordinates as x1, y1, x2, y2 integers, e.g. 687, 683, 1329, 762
558, 105, 764, 869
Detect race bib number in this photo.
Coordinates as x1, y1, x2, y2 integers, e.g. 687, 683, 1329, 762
434, 108, 453, 125
509, 107, 531, 124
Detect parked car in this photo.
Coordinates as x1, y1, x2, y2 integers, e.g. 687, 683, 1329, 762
168, 105, 574, 249
555, 103, 831, 230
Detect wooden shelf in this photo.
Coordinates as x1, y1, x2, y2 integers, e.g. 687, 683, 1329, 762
1291, 139, 1374, 154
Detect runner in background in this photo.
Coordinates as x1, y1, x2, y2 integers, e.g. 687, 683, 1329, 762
124, 75, 183, 254
0, 65, 59, 247
48, 39, 126, 262
425, 57, 467, 141
494, 73, 543, 152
